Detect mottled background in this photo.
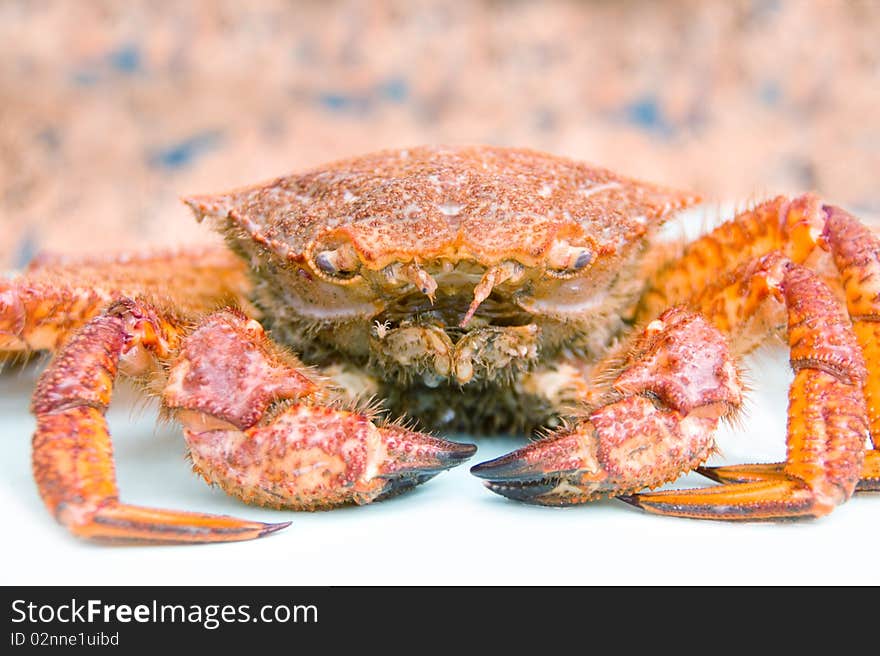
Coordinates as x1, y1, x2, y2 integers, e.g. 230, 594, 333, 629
1, 0, 878, 269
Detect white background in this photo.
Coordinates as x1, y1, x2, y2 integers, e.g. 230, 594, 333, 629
3, 343, 878, 586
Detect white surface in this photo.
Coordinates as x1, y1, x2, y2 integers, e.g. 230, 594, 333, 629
2, 345, 878, 586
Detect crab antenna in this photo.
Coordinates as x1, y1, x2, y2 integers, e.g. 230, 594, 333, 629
460, 262, 521, 328
402, 262, 438, 303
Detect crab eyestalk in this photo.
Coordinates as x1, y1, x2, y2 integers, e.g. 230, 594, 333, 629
313, 242, 361, 278
546, 240, 593, 276
401, 262, 438, 302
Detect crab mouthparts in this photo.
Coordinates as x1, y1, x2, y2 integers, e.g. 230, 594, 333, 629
371, 320, 540, 386
370, 274, 540, 385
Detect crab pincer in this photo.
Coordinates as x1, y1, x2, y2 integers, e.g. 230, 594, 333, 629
32, 300, 475, 543
472, 308, 743, 506
477, 249, 874, 520
178, 401, 477, 511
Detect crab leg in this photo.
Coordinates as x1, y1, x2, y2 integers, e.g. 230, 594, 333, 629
638, 196, 880, 489
1, 247, 251, 353
692, 205, 880, 493
473, 307, 744, 504
475, 253, 869, 519
820, 205, 880, 489
32, 299, 475, 543
622, 254, 868, 518
31, 300, 287, 542
637, 194, 825, 321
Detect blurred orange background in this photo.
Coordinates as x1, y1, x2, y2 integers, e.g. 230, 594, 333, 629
1, 0, 878, 268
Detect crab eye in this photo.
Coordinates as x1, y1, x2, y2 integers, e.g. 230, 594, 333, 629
572, 251, 593, 269
313, 243, 361, 279
546, 241, 593, 277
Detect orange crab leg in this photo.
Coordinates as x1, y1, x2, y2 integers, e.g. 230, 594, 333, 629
476, 253, 868, 519
819, 205, 880, 490
1, 247, 251, 353
637, 195, 880, 493
32, 299, 475, 543
472, 307, 745, 504
694, 205, 880, 493
624, 255, 868, 519
31, 302, 289, 543
638, 194, 826, 321
697, 455, 880, 493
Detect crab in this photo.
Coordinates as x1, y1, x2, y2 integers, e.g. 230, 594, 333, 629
2, 145, 878, 544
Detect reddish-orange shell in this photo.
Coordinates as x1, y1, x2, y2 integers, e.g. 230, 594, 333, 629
185, 145, 699, 270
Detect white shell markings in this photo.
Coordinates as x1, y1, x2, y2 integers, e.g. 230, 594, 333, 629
437, 202, 464, 216
578, 182, 621, 200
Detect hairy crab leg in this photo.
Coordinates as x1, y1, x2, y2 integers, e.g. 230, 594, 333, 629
696, 454, 880, 493
473, 307, 744, 504
1, 247, 252, 353
622, 254, 868, 518
475, 200, 825, 499
164, 310, 476, 510
474, 254, 869, 519
638, 195, 880, 491
694, 205, 880, 492
820, 206, 880, 489
31, 300, 288, 542
507, 196, 834, 433
637, 194, 826, 321
32, 299, 475, 543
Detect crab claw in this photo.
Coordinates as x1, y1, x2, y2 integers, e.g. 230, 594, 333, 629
183, 406, 477, 510
472, 398, 726, 505
473, 308, 743, 506
471, 429, 605, 504
376, 426, 477, 500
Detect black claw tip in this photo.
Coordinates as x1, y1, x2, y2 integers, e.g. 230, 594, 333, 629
410, 441, 477, 475
470, 451, 537, 482
375, 472, 441, 501
484, 479, 559, 504
446, 441, 478, 463
615, 494, 644, 509
374, 439, 476, 502
469, 460, 493, 478
694, 466, 723, 483
259, 521, 292, 537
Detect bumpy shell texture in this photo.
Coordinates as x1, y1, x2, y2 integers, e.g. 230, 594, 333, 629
185, 145, 698, 269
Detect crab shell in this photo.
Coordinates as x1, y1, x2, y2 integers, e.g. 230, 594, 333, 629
184, 146, 698, 388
